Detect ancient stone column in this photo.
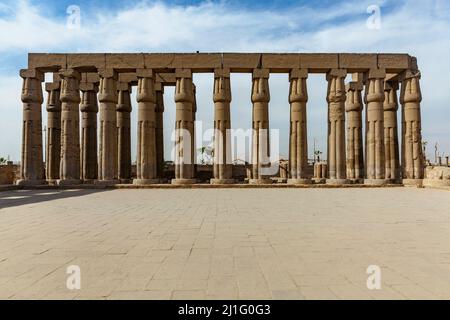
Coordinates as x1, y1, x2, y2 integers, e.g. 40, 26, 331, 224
400, 70, 424, 186
192, 84, 198, 179
57, 69, 81, 185
250, 68, 272, 185
80, 79, 98, 183
384, 81, 400, 183
326, 69, 348, 185
133, 69, 159, 185
345, 81, 364, 182
117, 82, 132, 183
172, 69, 196, 184
287, 69, 310, 184
155, 82, 165, 180
16, 69, 45, 186
364, 69, 386, 185
45, 78, 61, 184
97, 69, 119, 185
211, 68, 234, 184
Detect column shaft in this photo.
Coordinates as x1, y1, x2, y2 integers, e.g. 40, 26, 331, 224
211, 68, 234, 184
58, 69, 81, 185
250, 69, 272, 184
192, 85, 198, 179
17, 69, 45, 185
288, 69, 310, 184
117, 82, 132, 182
97, 69, 119, 184
80, 81, 98, 182
172, 70, 196, 184
155, 84, 165, 180
45, 80, 61, 183
134, 69, 159, 184
400, 71, 424, 185
364, 69, 386, 184
384, 81, 400, 182
326, 69, 348, 184
345, 81, 364, 181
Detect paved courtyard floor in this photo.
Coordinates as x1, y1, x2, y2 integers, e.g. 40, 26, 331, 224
0, 188, 449, 300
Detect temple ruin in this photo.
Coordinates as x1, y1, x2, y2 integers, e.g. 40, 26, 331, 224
17, 53, 424, 186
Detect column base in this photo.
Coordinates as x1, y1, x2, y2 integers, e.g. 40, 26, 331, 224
210, 178, 235, 185
287, 178, 312, 185
46, 179, 59, 186
326, 179, 350, 185
171, 178, 197, 185
56, 179, 82, 186
248, 178, 273, 185
402, 179, 423, 187
16, 179, 46, 186
384, 178, 401, 185
119, 179, 133, 184
423, 179, 450, 188
133, 179, 160, 185
273, 178, 287, 184
94, 179, 121, 186
348, 178, 364, 184
363, 179, 388, 186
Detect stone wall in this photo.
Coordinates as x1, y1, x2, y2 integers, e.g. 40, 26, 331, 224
0, 164, 18, 185
423, 166, 450, 188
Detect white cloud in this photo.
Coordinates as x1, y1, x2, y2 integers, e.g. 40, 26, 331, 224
0, 0, 449, 161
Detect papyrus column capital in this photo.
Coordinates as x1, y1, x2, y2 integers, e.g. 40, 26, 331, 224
326, 69, 347, 104
345, 82, 363, 112
21, 69, 44, 104
400, 70, 422, 104
251, 69, 270, 103
384, 81, 399, 112
175, 70, 194, 103
289, 69, 308, 104
213, 68, 231, 103
117, 81, 132, 112
59, 69, 81, 104
98, 69, 118, 104
45, 81, 61, 112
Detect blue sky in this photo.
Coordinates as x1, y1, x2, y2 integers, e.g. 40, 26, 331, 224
0, 0, 449, 163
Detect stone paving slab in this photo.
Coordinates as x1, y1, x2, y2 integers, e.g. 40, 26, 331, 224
0, 188, 449, 300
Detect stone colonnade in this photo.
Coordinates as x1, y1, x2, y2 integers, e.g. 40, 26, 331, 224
17, 53, 424, 186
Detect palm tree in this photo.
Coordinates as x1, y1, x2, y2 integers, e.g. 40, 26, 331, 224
314, 150, 323, 162
197, 146, 214, 165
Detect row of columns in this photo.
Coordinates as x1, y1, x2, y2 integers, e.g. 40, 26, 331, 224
17, 67, 424, 186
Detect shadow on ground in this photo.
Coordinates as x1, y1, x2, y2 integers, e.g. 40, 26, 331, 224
0, 189, 108, 209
